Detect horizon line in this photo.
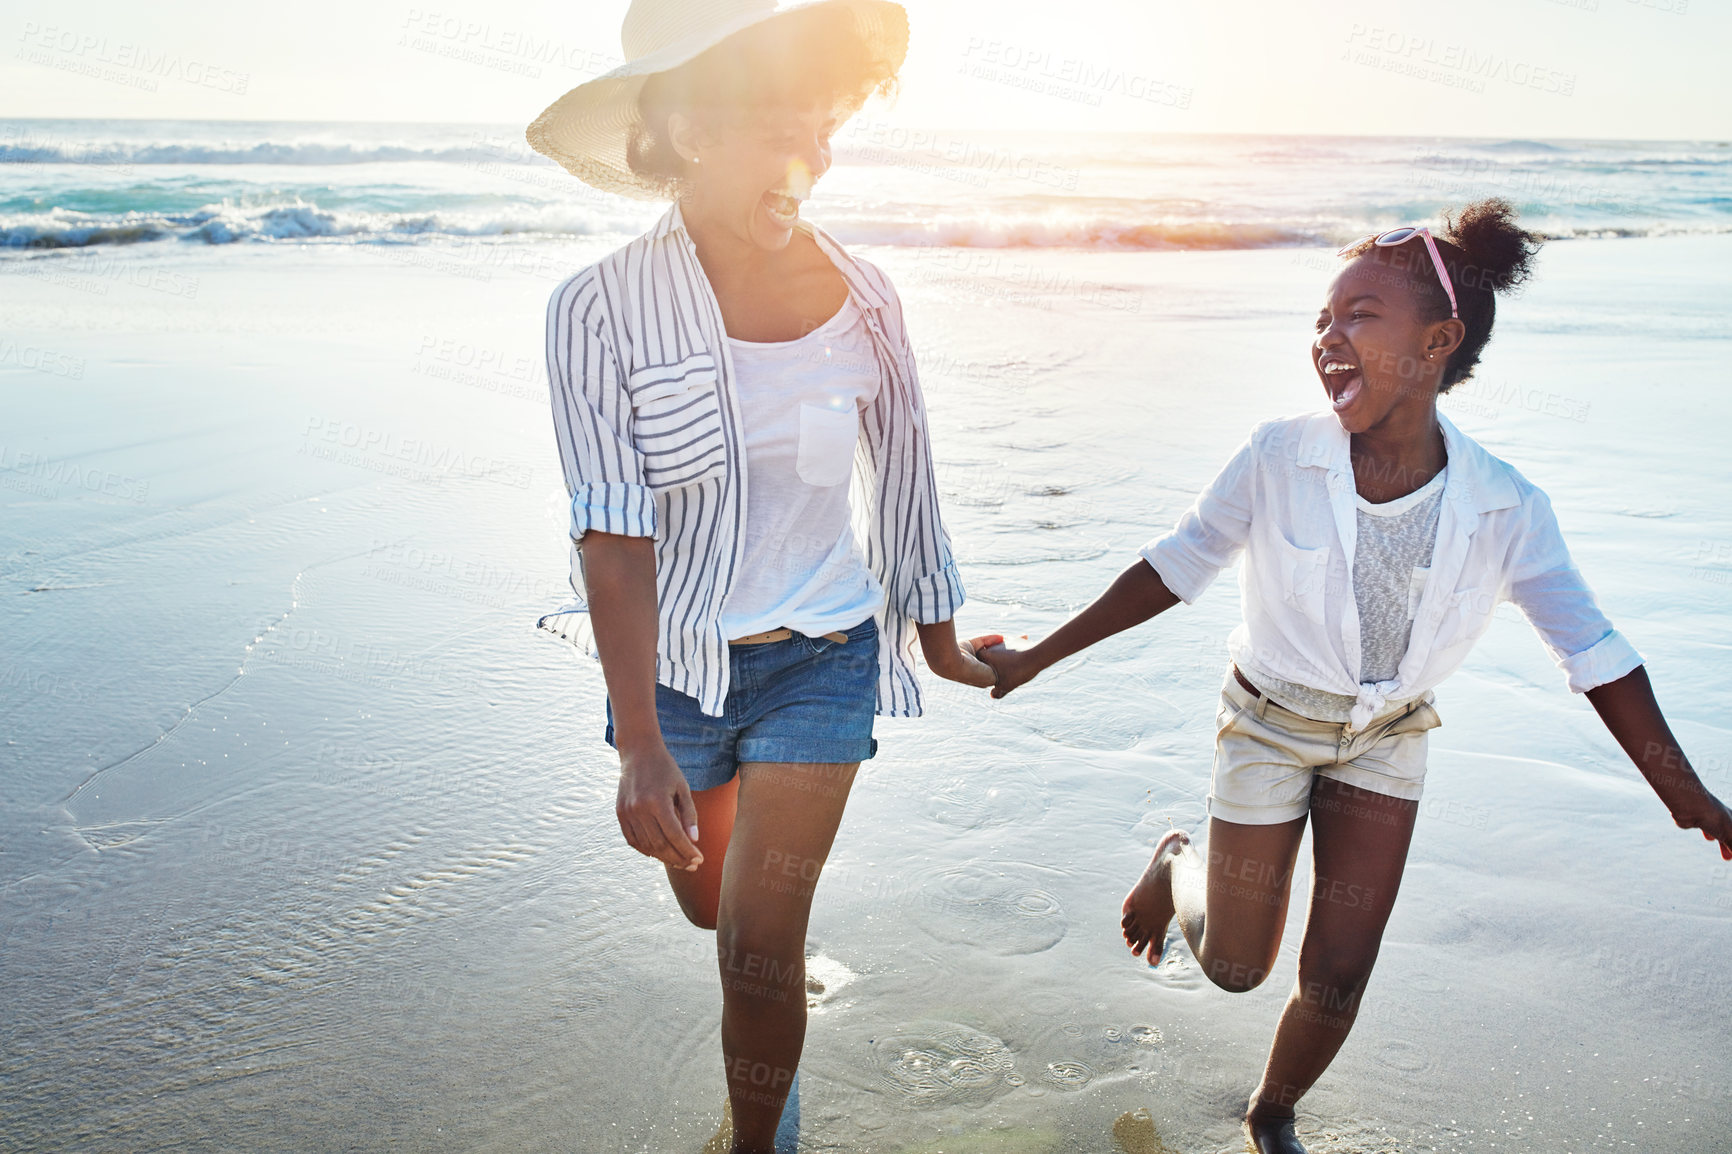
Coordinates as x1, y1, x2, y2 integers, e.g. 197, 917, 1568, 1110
0, 116, 1727, 148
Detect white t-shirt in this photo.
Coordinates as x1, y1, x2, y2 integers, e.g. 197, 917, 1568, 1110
718, 296, 885, 640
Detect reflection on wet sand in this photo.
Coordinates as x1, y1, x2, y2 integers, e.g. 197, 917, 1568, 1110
1113, 1108, 1185, 1154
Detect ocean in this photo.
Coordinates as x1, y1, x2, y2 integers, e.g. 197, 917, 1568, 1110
3, 120, 1731, 1153
3, 119, 1730, 252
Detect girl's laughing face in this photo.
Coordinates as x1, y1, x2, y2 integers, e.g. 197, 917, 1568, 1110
1313, 253, 1463, 434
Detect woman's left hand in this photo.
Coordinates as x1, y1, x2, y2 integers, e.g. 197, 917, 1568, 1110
941, 633, 1004, 688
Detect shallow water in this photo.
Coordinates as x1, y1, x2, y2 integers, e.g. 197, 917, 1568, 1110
3, 231, 1731, 1152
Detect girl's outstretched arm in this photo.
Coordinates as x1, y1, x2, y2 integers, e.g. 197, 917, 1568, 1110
979, 559, 1181, 699
1585, 665, 1732, 860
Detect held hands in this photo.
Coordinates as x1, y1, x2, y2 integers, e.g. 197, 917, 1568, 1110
944, 634, 1003, 688
916, 619, 1001, 688
615, 740, 704, 872
974, 641, 1043, 699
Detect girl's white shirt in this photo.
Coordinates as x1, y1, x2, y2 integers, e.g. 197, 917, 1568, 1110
1141, 409, 1642, 730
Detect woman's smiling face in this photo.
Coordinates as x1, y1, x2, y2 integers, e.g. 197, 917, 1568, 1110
1313, 252, 1463, 434
673, 101, 837, 252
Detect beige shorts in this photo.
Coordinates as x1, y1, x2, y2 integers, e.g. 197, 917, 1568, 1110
1208, 668, 1442, 825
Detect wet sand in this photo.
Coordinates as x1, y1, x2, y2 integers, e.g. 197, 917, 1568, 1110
3, 234, 1730, 1151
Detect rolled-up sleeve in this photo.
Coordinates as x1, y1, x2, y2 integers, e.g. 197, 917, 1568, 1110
905, 558, 966, 624
1506, 488, 1643, 692
546, 276, 656, 546
1139, 437, 1256, 604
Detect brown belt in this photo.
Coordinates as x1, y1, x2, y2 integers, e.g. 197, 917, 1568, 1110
1232, 664, 1263, 699
729, 627, 849, 646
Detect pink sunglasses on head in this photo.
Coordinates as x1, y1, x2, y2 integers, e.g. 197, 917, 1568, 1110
1336, 226, 1459, 319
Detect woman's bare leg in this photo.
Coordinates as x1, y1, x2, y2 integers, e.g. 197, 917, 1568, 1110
1247, 775, 1418, 1132
713, 760, 859, 1154
663, 776, 741, 929
1123, 814, 1308, 991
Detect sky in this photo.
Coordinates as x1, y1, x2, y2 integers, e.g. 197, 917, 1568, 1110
2, 0, 1727, 139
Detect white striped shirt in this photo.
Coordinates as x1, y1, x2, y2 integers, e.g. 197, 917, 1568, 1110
536, 202, 965, 718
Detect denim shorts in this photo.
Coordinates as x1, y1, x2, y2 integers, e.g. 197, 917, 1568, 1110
605, 615, 879, 793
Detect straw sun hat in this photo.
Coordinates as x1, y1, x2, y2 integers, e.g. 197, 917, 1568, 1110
526, 0, 909, 200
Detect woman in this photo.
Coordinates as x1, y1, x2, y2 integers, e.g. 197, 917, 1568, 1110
526, 2, 997, 1151
978, 199, 1732, 1153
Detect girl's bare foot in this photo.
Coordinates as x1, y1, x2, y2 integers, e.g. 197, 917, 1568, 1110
1121, 829, 1189, 965
1244, 1112, 1306, 1154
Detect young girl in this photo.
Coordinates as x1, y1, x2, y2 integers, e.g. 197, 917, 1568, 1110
527, 2, 996, 1151
978, 199, 1732, 1153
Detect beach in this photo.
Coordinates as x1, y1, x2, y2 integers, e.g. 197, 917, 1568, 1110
3, 125, 1732, 1152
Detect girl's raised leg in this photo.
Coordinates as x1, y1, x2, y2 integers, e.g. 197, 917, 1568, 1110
1123, 814, 1308, 991
1246, 775, 1418, 1140
713, 760, 859, 1154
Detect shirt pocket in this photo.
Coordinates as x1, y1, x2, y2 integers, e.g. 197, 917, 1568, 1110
626, 354, 726, 491
1270, 535, 1332, 627
795, 402, 860, 488
1406, 566, 1430, 622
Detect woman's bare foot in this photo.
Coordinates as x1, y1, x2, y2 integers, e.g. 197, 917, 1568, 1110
1244, 1112, 1306, 1154
1121, 829, 1189, 965
701, 1100, 732, 1154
